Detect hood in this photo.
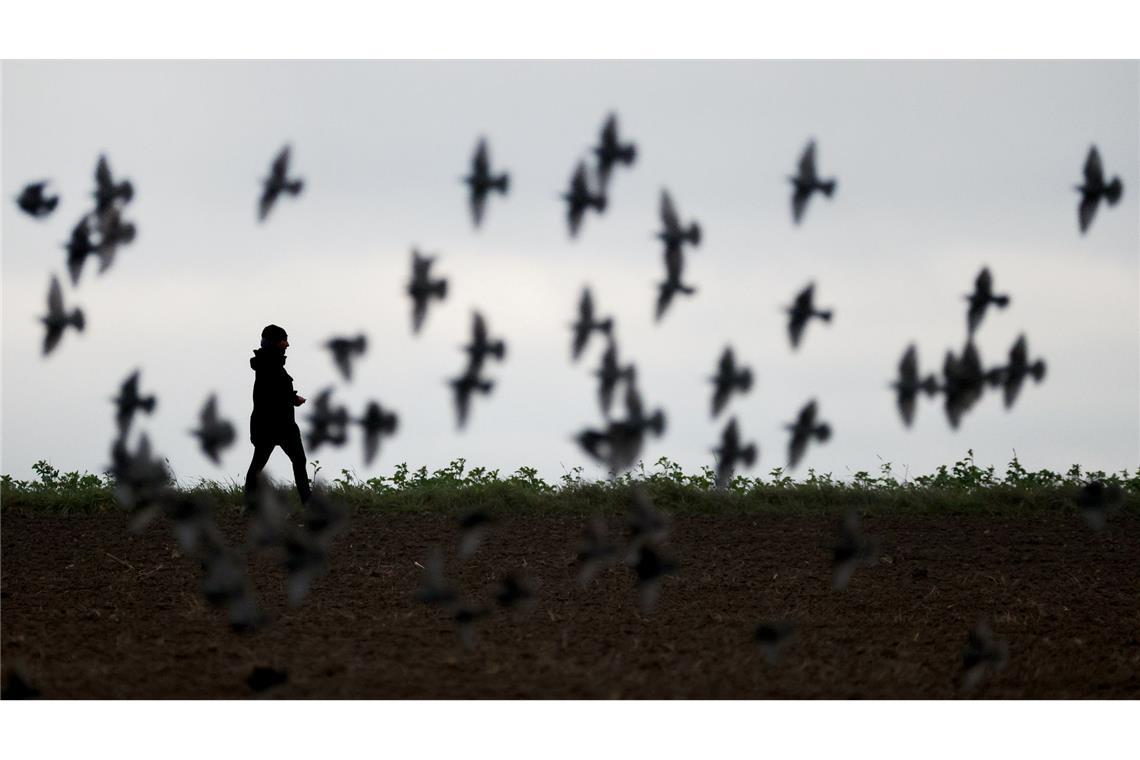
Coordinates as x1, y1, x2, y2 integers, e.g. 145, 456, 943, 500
250, 347, 286, 371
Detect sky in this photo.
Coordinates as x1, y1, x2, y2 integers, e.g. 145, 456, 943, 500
2, 60, 1137, 487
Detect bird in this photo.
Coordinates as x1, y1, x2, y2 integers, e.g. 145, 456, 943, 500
324, 334, 367, 382
579, 369, 666, 474
462, 311, 506, 377
258, 145, 303, 222
993, 335, 1046, 410
356, 401, 398, 466
414, 546, 458, 607
93, 154, 134, 214
709, 347, 753, 418
107, 433, 173, 525
112, 370, 157, 437
786, 283, 832, 350
300, 488, 348, 544
629, 543, 678, 613
941, 340, 987, 429
1076, 479, 1124, 531
463, 137, 509, 228
713, 417, 758, 489
92, 205, 137, 275
789, 139, 836, 224
452, 604, 490, 649
593, 112, 637, 188
754, 622, 797, 666
246, 666, 288, 693
562, 161, 606, 238
40, 275, 85, 356
576, 516, 618, 586
449, 366, 494, 430
16, 181, 59, 218
495, 573, 536, 612
891, 344, 938, 428
965, 267, 1009, 336
305, 388, 350, 451
594, 337, 633, 418
1076, 145, 1124, 234
625, 486, 670, 555
407, 249, 448, 334
570, 287, 613, 362
961, 620, 1008, 691
190, 394, 236, 465
786, 399, 831, 471
657, 190, 701, 251
198, 540, 266, 632
654, 246, 698, 322
63, 217, 99, 285
458, 510, 492, 559
832, 511, 878, 591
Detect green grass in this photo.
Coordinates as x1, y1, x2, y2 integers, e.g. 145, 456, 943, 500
3, 451, 1138, 518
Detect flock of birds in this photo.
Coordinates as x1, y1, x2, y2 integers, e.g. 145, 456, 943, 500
14, 112, 1129, 695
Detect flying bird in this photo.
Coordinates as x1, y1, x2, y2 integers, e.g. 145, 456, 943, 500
786, 283, 832, 349
789, 139, 836, 225
463, 137, 509, 228
462, 311, 506, 376
305, 388, 350, 451
657, 190, 701, 251
831, 511, 878, 591
709, 347, 753, 417
1076, 145, 1124, 234
786, 399, 831, 470
629, 543, 678, 614
965, 267, 1009, 336
458, 510, 493, 559
452, 604, 490, 649
570, 287, 613, 362
626, 486, 670, 555
356, 401, 398, 466
449, 366, 494, 430
562, 161, 607, 238
107, 433, 173, 524
593, 112, 637, 188
655, 244, 698, 322
961, 620, 1008, 691
324, 334, 367, 382
190, 394, 236, 465
258, 145, 303, 222
64, 217, 98, 285
941, 340, 988, 429
495, 573, 536, 612
713, 417, 758, 489
754, 622, 797, 666
92, 205, 137, 275
891, 344, 938, 428
993, 334, 1046, 409
93, 154, 134, 214
40, 275, 85, 356
16, 181, 59, 218
594, 337, 633, 418
407, 249, 448, 334
112, 369, 157, 437
1076, 479, 1124, 531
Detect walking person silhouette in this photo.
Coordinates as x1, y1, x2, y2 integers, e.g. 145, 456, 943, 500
244, 324, 311, 505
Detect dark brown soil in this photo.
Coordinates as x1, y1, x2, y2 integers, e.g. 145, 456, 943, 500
3, 510, 1138, 698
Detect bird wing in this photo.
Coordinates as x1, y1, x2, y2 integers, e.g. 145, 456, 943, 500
47, 276, 63, 316
791, 185, 810, 224
899, 345, 918, 383
472, 139, 489, 176
601, 114, 618, 147
975, 268, 992, 295
1077, 193, 1099, 234
468, 186, 486, 227
797, 140, 817, 180
95, 155, 112, 193
471, 312, 487, 345
272, 146, 291, 180
660, 190, 680, 232
1083, 145, 1104, 186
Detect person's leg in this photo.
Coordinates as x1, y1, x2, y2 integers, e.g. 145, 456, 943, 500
244, 442, 276, 506
281, 431, 312, 505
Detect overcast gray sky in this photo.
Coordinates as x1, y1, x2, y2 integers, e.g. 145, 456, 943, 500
2, 60, 1137, 487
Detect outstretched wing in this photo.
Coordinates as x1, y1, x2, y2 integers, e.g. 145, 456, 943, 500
471, 138, 489, 177
660, 189, 680, 233
797, 140, 817, 180
1083, 145, 1104, 186
47, 275, 64, 316
1077, 193, 1099, 234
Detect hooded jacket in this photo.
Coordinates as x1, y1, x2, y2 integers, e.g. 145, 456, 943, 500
249, 347, 299, 444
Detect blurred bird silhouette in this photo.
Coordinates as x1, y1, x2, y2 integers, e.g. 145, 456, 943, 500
453, 604, 490, 649
1076, 479, 1124, 531
40, 275, 85, 356
64, 217, 98, 285
301, 488, 349, 544
458, 510, 493, 559
786, 283, 832, 350
562, 161, 607, 238
16, 181, 59, 218
1076, 145, 1124, 234
629, 543, 678, 613
941, 340, 987, 429
832, 511, 878, 591
713, 417, 758, 489
578, 368, 666, 474
710, 347, 753, 417
324, 334, 367, 383
657, 190, 701, 251
246, 666, 288, 693
655, 246, 698, 322
463, 137, 509, 228
786, 399, 831, 470
594, 337, 634, 418
93, 154, 134, 214
961, 620, 1008, 691
626, 486, 670, 555
108, 433, 173, 527
407, 249, 448, 334
258, 145, 303, 222
495, 573, 537, 612
462, 311, 506, 376
112, 369, 157, 438
199, 539, 266, 633
754, 621, 797, 666
356, 400, 398, 466
593, 112, 637, 188
570, 287, 613, 362
190, 394, 236, 465
92, 205, 137, 275
576, 516, 619, 586
305, 387, 350, 451
992, 334, 1046, 410
789, 139, 836, 225
891, 344, 938, 428
414, 545, 458, 607
449, 366, 494, 430
965, 267, 1009, 336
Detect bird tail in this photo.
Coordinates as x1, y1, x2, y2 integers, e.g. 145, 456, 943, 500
46, 197, 60, 213
992, 295, 1010, 308
477, 378, 494, 394
688, 223, 702, 246
286, 180, 304, 195
71, 309, 86, 332
814, 423, 831, 442
737, 369, 753, 392
620, 145, 637, 165
920, 375, 939, 395
141, 397, 157, 414
490, 341, 506, 361
494, 175, 510, 194
647, 411, 666, 437
593, 194, 608, 213
597, 318, 614, 335
1105, 178, 1123, 205
1030, 361, 1047, 382
119, 182, 135, 204
742, 445, 758, 468
433, 281, 448, 298
818, 310, 833, 322
820, 180, 836, 197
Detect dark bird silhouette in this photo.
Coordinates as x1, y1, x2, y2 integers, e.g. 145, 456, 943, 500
710, 347, 753, 417
92, 205, 137, 275
1076, 145, 1124, 234
579, 368, 666, 474
570, 287, 613, 362
891, 344, 938, 428
786, 399, 831, 471
993, 334, 1046, 409
356, 401, 398, 466
64, 217, 98, 285
655, 245, 698, 322
449, 366, 494, 430
961, 620, 1008, 691
576, 516, 619, 586
414, 546, 458, 607
458, 510, 493, 559
713, 417, 757, 489
463, 137, 509, 228
112, 369, 156, 437
16, 181, 59, 218
304, 387, 349, 451
965, 267, 1009, 336
107, 433, 173, 526
495, 573, 536, 612
626, 486, 670, 555
789, 139, 836, 225
190, 394, 236, 465
754, 622, 797, 666
198, 540, 266, 633
40, 275, 85, 356
453, 604, 490, 649
258, 145, 303, 222
657, 190, 701, 251
324, 334, 367, 382
93, 154, 133, 214
407, 249, 448, 334
562, 161, 606, 238
941, 340, 987, 429
1076, 479, 1124, 531
593, 112, 637, 188
302, 489, 349, 545
786, 283, 832, 350
629, 543, 678, 613
594, 337, 634, 418
463, 311, 506, 376
832, 511, 878, 591
247, 666, 288, 693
